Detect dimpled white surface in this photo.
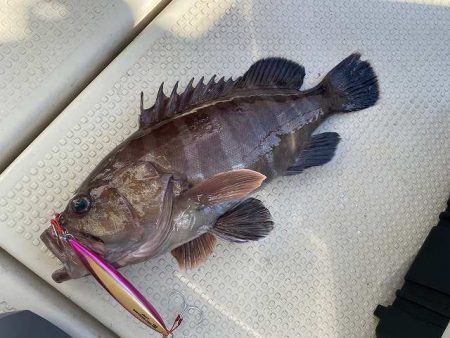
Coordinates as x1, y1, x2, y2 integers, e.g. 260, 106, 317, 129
0, 250, 117, 337
0, 0, 167, 171
0, 0, 449, 337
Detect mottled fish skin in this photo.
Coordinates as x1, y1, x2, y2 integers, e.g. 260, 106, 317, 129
40, 53, 379, 282
105, 91, 326, 181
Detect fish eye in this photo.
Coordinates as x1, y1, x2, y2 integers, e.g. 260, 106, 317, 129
71, 195, 91, 214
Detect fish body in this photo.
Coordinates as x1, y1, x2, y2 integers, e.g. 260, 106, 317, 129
41, 53, 379, 282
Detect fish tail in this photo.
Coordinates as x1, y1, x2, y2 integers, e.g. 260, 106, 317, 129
211, 198, 273, 242
319, 53, 379, 113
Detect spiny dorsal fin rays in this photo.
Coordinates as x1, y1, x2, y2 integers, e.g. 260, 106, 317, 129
209, 76, 225, 97
191, 76, 206, 103
179, 77, 195, 109
167, 81, 179, 116
153, 82, 167, 124
139, 75, 238, 129
139, 57, 306, 128
206, 74, 216, 86
223, 77, 235, 93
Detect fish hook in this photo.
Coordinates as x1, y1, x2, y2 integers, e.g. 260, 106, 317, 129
166, 290, 204, 336
50, 213, 66, 246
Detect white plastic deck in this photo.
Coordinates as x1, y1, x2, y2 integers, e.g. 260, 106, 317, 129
0, 0, 169, 172
0, 1, 167, 337
0, 249, 117, 337
0, 0, 449, 337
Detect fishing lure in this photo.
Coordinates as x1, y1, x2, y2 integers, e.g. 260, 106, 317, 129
50, 214, 183, 337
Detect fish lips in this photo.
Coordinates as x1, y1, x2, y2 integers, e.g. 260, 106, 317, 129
40, 227, 76, 282
40, 224, 107, 283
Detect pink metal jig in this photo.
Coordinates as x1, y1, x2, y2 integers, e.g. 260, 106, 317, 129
50, 214, 182, 337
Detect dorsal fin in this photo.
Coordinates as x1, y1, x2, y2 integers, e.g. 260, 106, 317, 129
139, 75, 239, 128
235, 57, 305, 89
139, 57, 305, 128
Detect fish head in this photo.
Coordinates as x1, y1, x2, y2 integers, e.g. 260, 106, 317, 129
41, 160, 174, 282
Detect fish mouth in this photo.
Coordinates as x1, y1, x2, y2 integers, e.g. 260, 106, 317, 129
40, 216, 107, 283
40, 226, 77, 283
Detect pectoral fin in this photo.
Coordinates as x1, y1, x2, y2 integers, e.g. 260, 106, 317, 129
171, 233, 217, 269
184, 169, 266, 205
171, 197, 274, 269
212, 198, 273, 242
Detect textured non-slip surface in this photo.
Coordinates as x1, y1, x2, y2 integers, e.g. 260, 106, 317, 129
0, 249, 116, 337
0, 0, 449, 337
0, 0, 167, 171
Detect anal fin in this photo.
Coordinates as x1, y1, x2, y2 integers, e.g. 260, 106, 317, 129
171, 233, 217, 269
286, 132, 340, 175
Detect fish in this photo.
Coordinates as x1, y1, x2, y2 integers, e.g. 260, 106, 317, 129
41, 53, 379, 282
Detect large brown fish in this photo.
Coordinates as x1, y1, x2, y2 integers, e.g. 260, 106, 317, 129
41, 53, 379, 282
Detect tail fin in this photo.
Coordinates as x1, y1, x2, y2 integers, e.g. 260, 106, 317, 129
320, 53, 379, 113
211, 198, 273, 243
